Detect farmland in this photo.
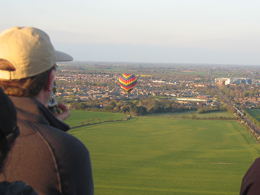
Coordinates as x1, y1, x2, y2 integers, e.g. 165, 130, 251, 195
144, 110, 236, 119
65, 110, 126, 127
65, 111, 260, 195
246, 109, 260, 122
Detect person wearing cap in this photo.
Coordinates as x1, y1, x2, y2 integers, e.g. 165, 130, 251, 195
0, 87, 38, 195
0, 27, 94, 195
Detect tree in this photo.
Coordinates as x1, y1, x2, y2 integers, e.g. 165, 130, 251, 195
56, 88, 64, 93
69, 95, 76, 101
227, 105, 236, 113
196, 108, 204, 114
121, 105, 129, 113
191, 114, 197, 119
104, 105, 112, 111
113, 107, 120, 112
109, 101, 117, 108
56, 96, 66, 103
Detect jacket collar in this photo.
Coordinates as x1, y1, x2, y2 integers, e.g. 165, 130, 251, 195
9, 96, 70, 132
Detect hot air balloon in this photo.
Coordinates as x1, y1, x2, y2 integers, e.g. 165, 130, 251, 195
118, 74, 137, 94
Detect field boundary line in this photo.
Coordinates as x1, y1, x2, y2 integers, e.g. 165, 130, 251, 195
236, 121, 260, 159
70, 119, 125, 129
95, 185, 236, 194
237, 121, 258, 144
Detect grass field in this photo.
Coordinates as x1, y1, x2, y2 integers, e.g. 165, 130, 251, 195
66, 111, 260, 195
246, 109, 260, 122
145, 110, 236, 119
64, 110, 126, 127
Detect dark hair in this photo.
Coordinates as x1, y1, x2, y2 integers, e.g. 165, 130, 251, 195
0, 87, 19, 171
0, 59, 54, 98
0, 138, 11, 171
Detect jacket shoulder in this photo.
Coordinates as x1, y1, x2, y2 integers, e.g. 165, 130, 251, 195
0, 181, 38, 195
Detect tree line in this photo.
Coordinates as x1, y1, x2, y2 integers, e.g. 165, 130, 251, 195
69, 98, 220, 116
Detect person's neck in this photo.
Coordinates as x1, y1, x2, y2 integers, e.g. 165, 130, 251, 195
34, 89, 50, 106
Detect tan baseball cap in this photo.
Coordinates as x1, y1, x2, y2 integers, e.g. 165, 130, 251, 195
0, 27, 73, 80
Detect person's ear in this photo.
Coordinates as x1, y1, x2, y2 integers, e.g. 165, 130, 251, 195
45, 69, 55, 92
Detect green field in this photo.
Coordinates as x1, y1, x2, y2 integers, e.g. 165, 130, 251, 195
65, 111, 260, 195
144, 110, 236, 119
246, 109, 260, 122
64, 110, 126, 127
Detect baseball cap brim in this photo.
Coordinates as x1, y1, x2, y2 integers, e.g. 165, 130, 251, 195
56, 50, 73, 62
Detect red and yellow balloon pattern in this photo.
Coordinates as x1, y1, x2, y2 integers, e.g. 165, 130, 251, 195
118, 74, 137, 93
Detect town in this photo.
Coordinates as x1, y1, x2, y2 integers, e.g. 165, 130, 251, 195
54, 61, 260, 113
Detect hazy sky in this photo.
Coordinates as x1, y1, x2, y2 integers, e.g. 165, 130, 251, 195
1, 0, 260, 65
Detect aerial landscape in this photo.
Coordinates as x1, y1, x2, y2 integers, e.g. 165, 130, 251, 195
58, 61, 260, 194
1, 0, 260, 194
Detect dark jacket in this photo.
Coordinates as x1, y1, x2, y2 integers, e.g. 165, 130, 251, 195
240, 158, 260, 195
0, 181, 38, 195
0, 97, 94, 195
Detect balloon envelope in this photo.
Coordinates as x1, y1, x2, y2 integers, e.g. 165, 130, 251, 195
118, 74, 137, 93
